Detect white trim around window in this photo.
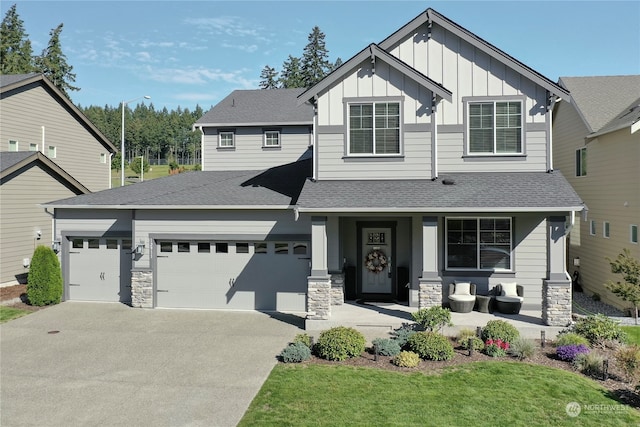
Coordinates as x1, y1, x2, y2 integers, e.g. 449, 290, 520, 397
345, 97, 403, 157
29, 143, 38, 152
218, 131, 235, 148
463, 96, 525, 156
632, 225, 638, 244
47, 145, 57, 158
575, 147, 587, 177
8, 140, 18, 151
589, 220, 596, 236
603, 221, 610, 238
263, 130, 281, 148
445, 217, 513, 271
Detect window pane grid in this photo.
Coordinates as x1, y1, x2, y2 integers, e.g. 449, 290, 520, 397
447, 218, 512, 270
349, 102, 399, 155
469, 101, 522, 154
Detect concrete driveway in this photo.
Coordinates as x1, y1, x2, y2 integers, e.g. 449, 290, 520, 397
1, 302, 304, 426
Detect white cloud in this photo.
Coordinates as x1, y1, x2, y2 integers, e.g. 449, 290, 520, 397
184, 16, 262, 38
221, 43, 258, 53
142, 65, 257, 89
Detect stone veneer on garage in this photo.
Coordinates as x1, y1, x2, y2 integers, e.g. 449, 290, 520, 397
131, 270, 153, 308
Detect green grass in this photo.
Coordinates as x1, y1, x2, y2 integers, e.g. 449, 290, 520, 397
0, 306, 31, 323
110, 164, 196, 187
622, 326, 640, 345
239, 362, 640, 426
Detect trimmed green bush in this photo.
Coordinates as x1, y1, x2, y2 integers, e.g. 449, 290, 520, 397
412, 306, 452, 332
407, 331, 454, 361
371, 338, 401, 357
570, 314, 626, 345
555, 332, 590, 347
509, 337, 536, 360
457, 328, 484, 352
27, 246, 63, 306
293, 333, 313, 348
481, 320, 519, 344
316, 326, 366, 361
391, 324, 418, 348
392, 351, 420, 368
280, 342, 312, 363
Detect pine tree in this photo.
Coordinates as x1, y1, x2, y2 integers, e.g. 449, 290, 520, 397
301, 26, 331, 88
34, 23, 79, 97
0, 4, 35, 74
279, 55, 304, 88
331, 57, 343, 72
259, 65, 279, 89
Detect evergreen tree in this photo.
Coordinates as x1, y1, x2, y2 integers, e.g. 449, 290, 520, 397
279, 55, 304, 88
259, 65, 279, 89
301, 26, 331, 87
331, 57, 343, 72
0, 4, 35, 74
35, 23, 79, 97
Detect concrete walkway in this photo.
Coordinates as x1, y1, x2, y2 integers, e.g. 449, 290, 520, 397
0, 302, 303, 427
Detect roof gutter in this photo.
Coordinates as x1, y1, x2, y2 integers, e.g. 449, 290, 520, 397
39, 204, 296, 210
296, 206, 586, 214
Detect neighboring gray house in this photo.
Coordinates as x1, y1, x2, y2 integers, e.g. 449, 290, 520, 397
0, 73, 116, 285
44, 8, 583, 327
553, 75, 640, 310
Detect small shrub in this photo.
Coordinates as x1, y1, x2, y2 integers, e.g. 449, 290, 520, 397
293, 333, 312, 348
555, 332, 590, 347
391, 323, 418, 348
457, 329, 484, 352
27, 246, 63, 306
392, 351, 420, 368
483, 339, 510, 357
571, 314, 626, 345
556, 344, 590, 361
372, 338, 401, 357
279, 342, 312, 363
572, 352, 604, 376
316, 326, 366, 361
481, 320, 519, 344
192, 163, 202, 171
509, 337, 536, 360
592, 293, 601, 302
615, 345, 640, 383
407, 331, 454, 361
412, 307, 452, 332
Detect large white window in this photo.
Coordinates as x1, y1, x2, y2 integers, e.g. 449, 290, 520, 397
446, 218, 512, 270
264, 130, 280, 147
218, 131, 235, 148
467, 100, 522, 154
349, 102, 400, 155
576, 147, 587, 176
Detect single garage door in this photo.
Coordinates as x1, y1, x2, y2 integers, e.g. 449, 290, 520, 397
155, 240, 309, 311
67, 237, 132, 304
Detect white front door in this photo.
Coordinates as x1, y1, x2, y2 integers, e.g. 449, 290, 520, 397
361, 227, 392, 294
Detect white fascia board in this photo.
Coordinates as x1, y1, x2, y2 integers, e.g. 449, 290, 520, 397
40, 204, 294, 210
297, 206, 584, 214
195, 121, 312, 127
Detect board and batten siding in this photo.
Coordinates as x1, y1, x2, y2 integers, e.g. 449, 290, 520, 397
54, 209, 133, 242
1, 82, 112, 192
132, 209, 310, 269
201, 126, 311, 171
0, 166, 81, 284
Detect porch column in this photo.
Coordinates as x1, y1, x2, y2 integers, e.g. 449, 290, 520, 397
327, 216, 344, 305
418, 216, 443, 308
542, 216, 572, 326
307, 216, 331, 321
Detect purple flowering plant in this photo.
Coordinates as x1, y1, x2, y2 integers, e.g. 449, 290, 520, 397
556, 344, 590, 361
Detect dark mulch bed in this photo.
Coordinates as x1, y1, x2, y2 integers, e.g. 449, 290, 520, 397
0, 284, 46, 312
299, 337, 640, 409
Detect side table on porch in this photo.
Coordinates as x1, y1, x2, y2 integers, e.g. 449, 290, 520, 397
475, 295, 493, 313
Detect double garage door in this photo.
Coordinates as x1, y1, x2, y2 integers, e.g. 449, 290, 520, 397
67, 237, 132, 304
155, 239, 310, 312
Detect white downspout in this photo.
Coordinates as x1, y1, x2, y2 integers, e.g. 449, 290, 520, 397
197, 125, 204, 170
312, 98, 318, 181
431, 96, 439, 180
41, 126, 45, 153
109, 153, 114, 189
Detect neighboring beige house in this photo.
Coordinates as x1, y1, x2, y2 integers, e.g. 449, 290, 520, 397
553, 75, 640, 310
0, 73, 116, 285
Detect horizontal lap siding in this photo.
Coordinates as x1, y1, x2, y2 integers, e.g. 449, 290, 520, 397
202, 126, 310, 171
0, 167, 79, 283
133, 210, 310, 269
1, 83, 111, 192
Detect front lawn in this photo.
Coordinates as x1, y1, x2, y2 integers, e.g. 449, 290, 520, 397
0, 306, 31, 323
622, 326, 640, 345
240, 362, 640, 426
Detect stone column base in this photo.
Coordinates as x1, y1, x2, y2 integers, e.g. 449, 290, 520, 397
418, 276, 443, 309
542, 279, 572, 326
330, 272, 345, 306
131, 269, 153, 308
307, 276, 332, 320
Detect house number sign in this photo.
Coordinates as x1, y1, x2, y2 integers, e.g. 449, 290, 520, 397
367, 232, 385, 245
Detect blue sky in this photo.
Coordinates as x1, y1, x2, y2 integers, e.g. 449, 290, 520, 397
4, 1, 639, 112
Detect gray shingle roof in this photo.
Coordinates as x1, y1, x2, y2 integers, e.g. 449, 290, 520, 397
1, 151, 35, 172
297, 172, 583, 211
44, 159, 312, 208
560, 75, 640, 133
194, 88, 313, 126
0, 73, 39, 88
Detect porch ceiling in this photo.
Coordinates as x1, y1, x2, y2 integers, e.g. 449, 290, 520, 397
296, 171, 584, 213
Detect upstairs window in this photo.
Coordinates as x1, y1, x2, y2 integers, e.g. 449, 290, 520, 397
29, 143, 38, 151
467, 100, 523, 154
632, 225, 638, 244
264, 130, 280, 147
218, 131, 235, 148
576, 147, 587, 176
48, 146, 57, 158
8, 140, 18, 151
348, 102, 400, 155
100, 153, 107, 164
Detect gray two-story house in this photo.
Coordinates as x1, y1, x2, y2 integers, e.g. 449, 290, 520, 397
44, 8, 582, 327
